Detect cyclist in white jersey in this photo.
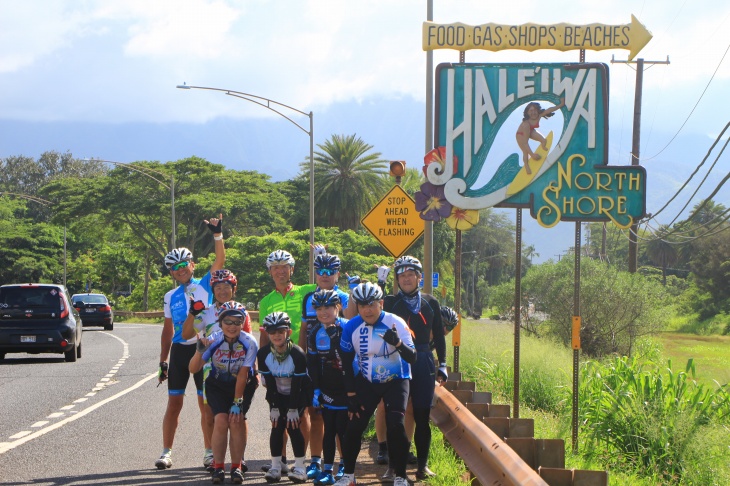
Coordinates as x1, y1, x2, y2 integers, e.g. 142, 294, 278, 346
334, 283, 415, 486
155, 215, 225, 470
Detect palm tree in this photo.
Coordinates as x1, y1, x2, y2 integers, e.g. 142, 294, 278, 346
304, 134, 388, 230
644, 225, 678, 286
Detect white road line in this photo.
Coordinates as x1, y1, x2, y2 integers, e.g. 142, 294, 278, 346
8, 431, 31, 439
0, 372, 157, 454
2, 330, 136, 447
31, 421, 49, 428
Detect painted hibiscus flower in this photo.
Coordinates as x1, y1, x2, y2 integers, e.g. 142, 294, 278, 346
445, 206, 480, 230
422, 146, 458, 178
415, 182, 452, 222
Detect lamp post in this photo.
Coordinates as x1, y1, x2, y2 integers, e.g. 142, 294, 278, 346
84, 159, 175, 249
176, 83, 316, 283
0, 192, 66, 286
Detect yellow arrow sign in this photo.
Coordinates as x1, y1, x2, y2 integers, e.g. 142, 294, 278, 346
423, 15, 652, 60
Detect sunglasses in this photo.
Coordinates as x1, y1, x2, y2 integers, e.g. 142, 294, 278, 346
221, 318, 244, 327
171, 261, 190, 271
315, 268, 337, 276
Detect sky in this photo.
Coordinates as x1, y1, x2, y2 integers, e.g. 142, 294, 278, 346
1, 0, 729, 264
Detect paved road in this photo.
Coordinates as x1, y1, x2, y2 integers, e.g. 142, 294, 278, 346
0, 323, 402, 486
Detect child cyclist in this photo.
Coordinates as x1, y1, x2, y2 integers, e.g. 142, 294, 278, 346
182, 269, 254, 472
189, 301, 258, 484
307, 289, 349, 485
257, 312, 310, 484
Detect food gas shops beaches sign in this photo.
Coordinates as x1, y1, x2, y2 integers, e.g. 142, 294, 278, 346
361, 185, 424, 257
422, 15, 652, 61
427, 62, 646, 228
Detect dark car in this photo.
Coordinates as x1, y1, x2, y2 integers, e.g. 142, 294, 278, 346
0, 283, 82, 362
71, 293, 114, 331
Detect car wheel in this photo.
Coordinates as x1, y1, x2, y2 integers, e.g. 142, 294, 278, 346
0, 353, 5, 360
64, 346, 78, 362
105, 323, 113, 331
76, 342, 82, 358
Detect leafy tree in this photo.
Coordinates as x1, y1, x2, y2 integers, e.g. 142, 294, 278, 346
457, 209, 514, 317
490, 258, 672, 356
0, 197, 64, 284
304, 134, 388, 230
644, 225, 678, 286
42, 156, 291, 263
685, 227, 730, 318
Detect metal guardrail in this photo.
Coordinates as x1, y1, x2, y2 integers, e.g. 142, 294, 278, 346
431, 385, 548, 486
114, 310, 261, 321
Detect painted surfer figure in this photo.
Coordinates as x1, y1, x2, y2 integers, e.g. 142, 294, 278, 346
515, 98, 565, 174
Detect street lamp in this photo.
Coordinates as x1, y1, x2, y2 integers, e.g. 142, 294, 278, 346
83, 159, 176, 249
176, 83, 316, 283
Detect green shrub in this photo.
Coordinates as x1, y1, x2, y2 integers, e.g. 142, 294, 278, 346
579, 356, 730, 483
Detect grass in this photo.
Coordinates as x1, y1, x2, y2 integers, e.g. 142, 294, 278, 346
658, 332, 730, 387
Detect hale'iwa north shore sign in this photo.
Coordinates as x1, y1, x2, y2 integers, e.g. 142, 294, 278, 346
426, 62, 646, 228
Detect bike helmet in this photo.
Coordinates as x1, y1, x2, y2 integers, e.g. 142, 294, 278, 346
311, 289, 341, 308
262, 311, 292, 332
211, 269, 237, 288
313, 253, 341, 272
218, 301, 247, 321
440, 306, 459, 332
164, 247, 193, 269
351, 282, 383, 305
394, 255, 422, 275
266, 250, 295, 269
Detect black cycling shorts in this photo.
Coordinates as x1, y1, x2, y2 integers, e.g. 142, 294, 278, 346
168, 343, 203, 396
205, 373, 258, 416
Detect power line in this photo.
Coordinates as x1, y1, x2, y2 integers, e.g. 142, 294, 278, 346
645, 121, 730, 221
635, 42, 730, 162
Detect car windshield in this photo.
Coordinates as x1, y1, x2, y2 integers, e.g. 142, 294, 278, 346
0, 287, 62, 310
73, 295, 107, 305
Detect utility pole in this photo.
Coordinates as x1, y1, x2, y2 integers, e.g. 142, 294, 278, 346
611, 56, 670, 272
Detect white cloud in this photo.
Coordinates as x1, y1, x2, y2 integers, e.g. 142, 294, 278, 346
1, 0, 729, 133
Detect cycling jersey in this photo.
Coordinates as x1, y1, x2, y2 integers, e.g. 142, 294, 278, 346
201, 330, 258, 382
163, 272, 213, 344
384, 291, 446, 365
307, 317, 348, 409
340, 311, 414, 384
259, 283, 316, 345
257, 343, 309, 409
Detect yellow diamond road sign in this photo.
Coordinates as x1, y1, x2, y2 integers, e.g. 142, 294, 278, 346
361, 185, 424, 258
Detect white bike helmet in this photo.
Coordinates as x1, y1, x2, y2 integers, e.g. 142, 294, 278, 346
351, 282, 384, 305
164, 247, 193, 269
266, 250, 295, 269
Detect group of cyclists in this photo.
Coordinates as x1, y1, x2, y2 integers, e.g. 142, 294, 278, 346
154, 216, 460, 486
